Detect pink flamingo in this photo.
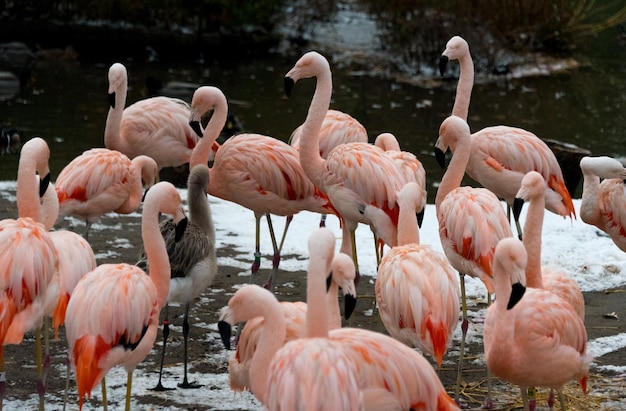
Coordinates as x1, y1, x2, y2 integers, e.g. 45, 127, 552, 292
55, 148, 158, 238
513, 171, 585, 319
434, 115, 513, 405
512, 171, 585, 409
16, 137, 97, 407
579, 156, 626, 252
284, 51, 405, 278
104, 62, 199, 172
440, 35, 575, 236
375, 182, 460, 368
484, 237, 592, 411
226, 251, 357, 393
64, 181, 187, 410
219, 228, 460, 411
0, 216, 57, 408
290, 108, 368, 227
188, 85, 338, 291
374, 132, 427, 227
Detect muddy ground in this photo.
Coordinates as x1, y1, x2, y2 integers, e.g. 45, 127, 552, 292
0, 191, 625, 410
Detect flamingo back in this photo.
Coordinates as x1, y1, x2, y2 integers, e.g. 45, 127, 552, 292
211, 133, 336, 216
66, 263, 158, 401
469, 126, 575, 218
120, 96, 199, 167
0, 217, 57, 344
376, 244, 460, 367
437, 186, 512, 293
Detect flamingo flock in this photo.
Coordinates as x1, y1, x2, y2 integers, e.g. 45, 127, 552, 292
6, 35, 624, 411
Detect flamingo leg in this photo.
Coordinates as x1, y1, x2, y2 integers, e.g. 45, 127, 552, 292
151, 304, 174, 391
101, 376, 108, 411
527, 386, 537, 411
0, 347, 5, 408
521, 386, 530, 411
319, 213, 327, 227
484, 293, 494, 409
557, 389, 566, 411
178, 303, 202, 389
125, 372, 132, 411
35, 328, 44, 411
454, 273, 468, 405
264, 214, 293, 292
251, 216, 262, 281
63, 355, 69, 411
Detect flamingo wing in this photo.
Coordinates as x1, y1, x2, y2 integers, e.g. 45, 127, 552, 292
438, 187, 512, 291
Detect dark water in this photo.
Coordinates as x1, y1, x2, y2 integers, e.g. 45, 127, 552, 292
1, 28, 625, 202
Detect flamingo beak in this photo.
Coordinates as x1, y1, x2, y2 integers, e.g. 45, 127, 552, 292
189, 120, 203, 138
284, 77, 295, 98
513, 197, 525, 222
344, 294, 357, 320
108, 92, 116, 109
507, 282, 526, 310
218, 321, 232, 350
434, 146, 447, 169
439, 55, 449, 77
175, 217, 188, 242
416, 210, 425, 228
39, 172, 51, 198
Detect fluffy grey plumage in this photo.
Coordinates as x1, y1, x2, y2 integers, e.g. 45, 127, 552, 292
138, 164, 217, 390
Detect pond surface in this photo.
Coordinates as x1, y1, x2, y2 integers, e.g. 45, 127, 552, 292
1, 25, 625, 202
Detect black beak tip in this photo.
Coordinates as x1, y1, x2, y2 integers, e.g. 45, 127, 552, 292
439, 55, 449, 77
416, 209, 425, 228
218, 320, 232, 350
344, 294, 357, 320
175, 217, 188, 242
434, 146, 446, 169
326, 272, 333, 292
284, 77, 295, 98
39, 173, 51, 198
108, 92, 116, 108
513, 197, 525, 222
507, 282, 526, 310
190, 120, 203, 138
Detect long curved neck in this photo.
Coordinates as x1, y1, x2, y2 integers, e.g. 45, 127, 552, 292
141, 199, 170, 308
189, 102, 228, 170
104, 81, 127, 152
307, 255, 330, 339
188, 182, 213, 234
298, 69, 333, 188
579, 168, 600, 225
250, 303, 286, 403
452, 52, 474, 121
397, 201, 419, 246
435, 135, 470, 211
326, 280, 341, 330
523, 194, 545, 289
16, 158, 41, 222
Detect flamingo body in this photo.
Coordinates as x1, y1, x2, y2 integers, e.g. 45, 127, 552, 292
376, 182, 459, 367
105, 62, 199, 170
440, 35, 575, 220
515, 171, 585, 321
579, 156, 626, 252
285, 51, 405, 254
290, 108, 368, 159
55, 148, 157, 230
484, 238, 591, 394
65, 182, 186, 409
0, 217, 57, 345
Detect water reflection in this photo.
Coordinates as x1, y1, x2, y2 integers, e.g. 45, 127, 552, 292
1, 29, 624, 202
